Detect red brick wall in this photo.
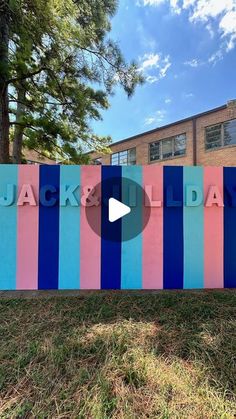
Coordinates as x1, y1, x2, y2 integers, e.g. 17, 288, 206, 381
90, 103, 236, 167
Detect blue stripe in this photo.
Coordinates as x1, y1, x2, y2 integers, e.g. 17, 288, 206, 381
121, 166, 142, 289
224, 167, 236, 288
58, 166, 80, 289
164, 166, 183, 289
0, 165, 18, 290
183, 167, 204, 289
101, 166, 121, 289
38, 165, 60, 289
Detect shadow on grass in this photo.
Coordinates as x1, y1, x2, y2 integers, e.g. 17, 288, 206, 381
0, 290, 236, 417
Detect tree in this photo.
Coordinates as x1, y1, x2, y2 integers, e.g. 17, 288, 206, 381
0, 0, 143, 164
0, 0, 10, 162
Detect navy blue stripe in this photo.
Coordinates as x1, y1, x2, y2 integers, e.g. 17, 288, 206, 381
38, 165, 60, 289
163, 166, 183, 289
101, 166, 122, 289
224, 167, 236, 288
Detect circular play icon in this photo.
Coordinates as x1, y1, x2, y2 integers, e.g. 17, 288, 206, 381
108, 197, 131, 222
85, 176, 151, 242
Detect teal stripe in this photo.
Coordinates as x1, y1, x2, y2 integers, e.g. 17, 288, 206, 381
59, 166, 80, 289
121, 166, 142, 289
0, 165, 18, 290
183, 166, 204, 289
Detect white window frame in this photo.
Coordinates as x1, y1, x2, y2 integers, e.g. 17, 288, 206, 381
149, 133, 186, 163
111, 147, 136, 165
205, 118, 236, 151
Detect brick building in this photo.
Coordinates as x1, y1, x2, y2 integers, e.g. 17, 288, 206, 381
90, 100, 236, 167
9, 144, 56, 165
23, 149, 56, 164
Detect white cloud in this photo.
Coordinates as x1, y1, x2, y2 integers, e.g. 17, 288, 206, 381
170, 0, 181, 14
139, 53, 160, 70
144, 116, 156, 125
187, 0, 236, 51
183, 92, 194, 99
137, 0, 165, 5
188, 0, 234, 21
139, 53, 171, 83
159, 58, 172, 77
182, 0, 196, 7
144, 109, 166, 125
219, 10, 236, 50
208, 50, 224, 64
137, 0, 181, 13
165, 98, 172, 104
137, 0, 236, 55
206, 23, 214, 39
146, 75, 160, 83
184, 58, 201, 67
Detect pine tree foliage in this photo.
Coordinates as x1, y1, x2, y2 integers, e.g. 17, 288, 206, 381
0, 0, 143, 163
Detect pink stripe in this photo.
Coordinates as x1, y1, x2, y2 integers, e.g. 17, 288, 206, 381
16, 165, 39, 290
143, 166, 163, 289
204, 167, 224, 288
80, 166, 101, 289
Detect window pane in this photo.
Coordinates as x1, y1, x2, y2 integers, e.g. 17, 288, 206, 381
111, 149, 136, 165
93, 158, 102, 165
224, 119, 236, 146
174, 134, 186, 156
205, 138, 221, 150
128, 148, 136, 165
205, 124, 221, 149
206, 125, 221, 134
206, 141, 221, 150
149, 141, 160, 161
162, 139, 173, 159
111, 153, 119, 165
119, 150, 128, 165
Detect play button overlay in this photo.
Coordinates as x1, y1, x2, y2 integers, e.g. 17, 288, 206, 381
85, 176, 151, 242
109, 198, 131, 222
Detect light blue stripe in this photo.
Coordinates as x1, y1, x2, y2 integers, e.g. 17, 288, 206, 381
183, 166, 204, 289
121, 166, 142, 289
59, 166, 80, 289
0, 165, 18, 290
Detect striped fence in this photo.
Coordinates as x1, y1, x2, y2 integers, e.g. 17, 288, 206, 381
0, 164, 235, 290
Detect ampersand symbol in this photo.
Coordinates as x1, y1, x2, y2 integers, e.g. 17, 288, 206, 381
81, 186, 100, 207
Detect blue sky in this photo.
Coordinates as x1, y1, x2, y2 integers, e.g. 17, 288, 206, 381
92, 0, 236, 143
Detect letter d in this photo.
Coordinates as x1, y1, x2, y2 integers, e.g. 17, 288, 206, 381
186, 185, 203, 207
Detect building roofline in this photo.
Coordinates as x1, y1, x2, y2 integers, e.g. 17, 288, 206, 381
107, 104, 227, 148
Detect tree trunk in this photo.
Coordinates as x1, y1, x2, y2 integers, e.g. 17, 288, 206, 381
12, 87, 26, 163
0, 1, 10, 163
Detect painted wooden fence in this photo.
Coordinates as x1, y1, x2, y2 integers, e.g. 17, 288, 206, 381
0, 165, 235, 290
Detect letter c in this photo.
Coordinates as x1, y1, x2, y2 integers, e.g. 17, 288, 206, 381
40, 185, 58, 207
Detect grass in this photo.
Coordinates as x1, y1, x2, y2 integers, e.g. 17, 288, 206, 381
0, 290, 236, 418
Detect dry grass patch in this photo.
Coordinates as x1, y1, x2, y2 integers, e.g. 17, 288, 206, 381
0, 291, 236, 418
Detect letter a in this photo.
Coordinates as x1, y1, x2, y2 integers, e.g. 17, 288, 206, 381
205, 185, 224, 207
17, 184, 37, 206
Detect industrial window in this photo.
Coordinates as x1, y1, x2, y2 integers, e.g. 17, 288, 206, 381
149, 133, 186, 162
26, 160, 38, 165
205, 118, 236, 150
111, 148, 136, 165
93, 158, 102, 165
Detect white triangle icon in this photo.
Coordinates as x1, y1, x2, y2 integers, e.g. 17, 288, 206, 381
109, 198, 131, 223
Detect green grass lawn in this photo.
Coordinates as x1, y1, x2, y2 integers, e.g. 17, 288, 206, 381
0, 290, 236, 418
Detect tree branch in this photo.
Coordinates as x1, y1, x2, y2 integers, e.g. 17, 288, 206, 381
79, 45, 127, 78
7, 66, 48, 84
